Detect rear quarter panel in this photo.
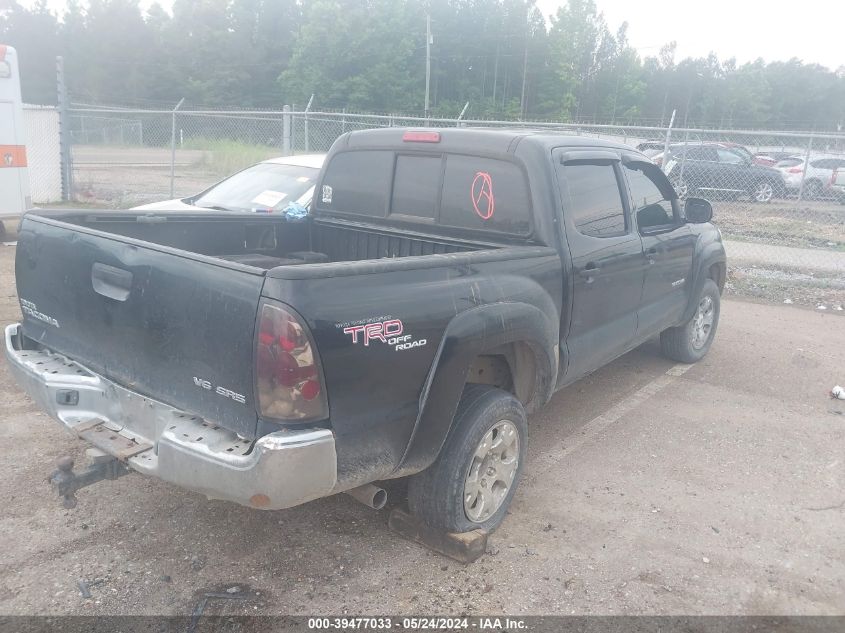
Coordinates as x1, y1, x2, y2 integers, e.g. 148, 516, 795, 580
262, 248, 562, 488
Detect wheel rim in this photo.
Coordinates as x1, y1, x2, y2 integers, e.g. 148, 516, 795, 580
754, 182, 773, 202
690, 295, 715, 350
673, 179, 689, 199
463, 420, 520, 523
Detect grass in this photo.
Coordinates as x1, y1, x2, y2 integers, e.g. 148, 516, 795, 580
181, 138, 280, 177
713, 199, 845, 251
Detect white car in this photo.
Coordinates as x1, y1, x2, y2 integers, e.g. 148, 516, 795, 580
831, 168, 845, 203
133, 154, 325, 213
774, 154, 845, 199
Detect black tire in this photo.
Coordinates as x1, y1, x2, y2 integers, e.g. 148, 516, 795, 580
407, 385, 527, 533
660, 279, 721, 364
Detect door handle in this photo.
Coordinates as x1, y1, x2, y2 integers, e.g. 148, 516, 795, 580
91, 263, 133, 301
579, 263, 600, 282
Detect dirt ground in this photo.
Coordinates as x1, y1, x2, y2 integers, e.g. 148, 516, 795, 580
0, 242, 844, 618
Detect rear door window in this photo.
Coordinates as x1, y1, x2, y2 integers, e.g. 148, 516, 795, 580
316, 150, 394, 217
440, 155, 531, 235
563, 163, 627, 238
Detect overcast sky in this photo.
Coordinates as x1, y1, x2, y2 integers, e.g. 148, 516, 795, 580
537, 0, 843, 70
22, 0, 845, 71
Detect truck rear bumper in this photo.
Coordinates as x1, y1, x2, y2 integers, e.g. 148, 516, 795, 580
4, 323, 337, 510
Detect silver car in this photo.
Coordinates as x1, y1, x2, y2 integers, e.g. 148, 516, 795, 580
133, 154, 325, 213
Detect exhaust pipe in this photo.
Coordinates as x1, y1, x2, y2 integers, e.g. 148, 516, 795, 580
345, 483, 387, 510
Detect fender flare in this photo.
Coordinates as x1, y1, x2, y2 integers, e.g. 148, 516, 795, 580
394, 302, 557, 475
682, 238, 726, 322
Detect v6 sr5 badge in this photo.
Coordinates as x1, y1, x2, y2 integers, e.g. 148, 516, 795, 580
341, 318, 427, 351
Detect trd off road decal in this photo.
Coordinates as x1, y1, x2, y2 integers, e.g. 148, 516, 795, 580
337, 317, 427, 352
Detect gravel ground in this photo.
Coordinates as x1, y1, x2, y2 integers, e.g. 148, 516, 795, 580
0, 238, 844, 619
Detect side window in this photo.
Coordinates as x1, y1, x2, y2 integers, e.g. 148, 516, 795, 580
316, 150, 394, 217
625, 163, 677, 230
440, 155, 531, 234
564, 163, 627, 238
390, 155, 441, 219
717, 148, 744, 165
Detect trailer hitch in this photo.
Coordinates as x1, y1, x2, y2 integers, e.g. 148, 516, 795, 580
48, 455, 130, 509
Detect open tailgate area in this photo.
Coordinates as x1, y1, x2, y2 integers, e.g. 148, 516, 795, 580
15, 214, 265, 438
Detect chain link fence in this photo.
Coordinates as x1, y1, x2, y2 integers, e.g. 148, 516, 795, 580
48, 106, 845, 306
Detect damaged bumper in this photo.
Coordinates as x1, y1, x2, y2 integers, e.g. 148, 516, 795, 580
4, 323, 337, 510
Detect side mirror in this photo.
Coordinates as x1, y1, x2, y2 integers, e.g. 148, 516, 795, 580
685, 197, 713, 223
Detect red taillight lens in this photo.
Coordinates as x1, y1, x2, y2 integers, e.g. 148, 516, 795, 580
256, 303, 327, 421
403, 130, 440, 143
787, 167, 804, 174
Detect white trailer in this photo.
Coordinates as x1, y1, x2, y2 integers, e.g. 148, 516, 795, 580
0, 44, 31, 238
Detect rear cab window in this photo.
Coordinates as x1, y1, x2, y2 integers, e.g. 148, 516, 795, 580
315, 149, 532, 238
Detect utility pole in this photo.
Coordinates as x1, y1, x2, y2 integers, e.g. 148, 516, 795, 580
425, 14, 432, 121
519, 27, 528, 119
492, 41, 499, 105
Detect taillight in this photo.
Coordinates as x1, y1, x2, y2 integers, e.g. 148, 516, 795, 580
256, 303, 327, 421
653, 156, 663, 166
787, 167, 804, 174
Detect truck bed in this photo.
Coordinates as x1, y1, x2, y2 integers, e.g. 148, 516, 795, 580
51, 211, 489, 270
13, 210, 512, 440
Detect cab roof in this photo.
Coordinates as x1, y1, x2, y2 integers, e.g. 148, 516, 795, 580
339, 127, 638, 156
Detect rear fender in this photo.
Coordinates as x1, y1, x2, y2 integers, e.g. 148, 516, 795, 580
394, 302, 557, 475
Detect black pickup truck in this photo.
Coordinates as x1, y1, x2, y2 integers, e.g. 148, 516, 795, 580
5, 128, 726, 533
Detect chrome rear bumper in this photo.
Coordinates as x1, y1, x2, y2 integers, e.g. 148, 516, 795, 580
4, 323, 337, 510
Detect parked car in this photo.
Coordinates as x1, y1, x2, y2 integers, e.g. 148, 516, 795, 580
635, 141, 666, 158
831, 168, 845, 203
659, 144, 785, 202
753, 150, 799, 166
6, 128, 726, 533
133, 154, 325, 213
774, 154, 845, 199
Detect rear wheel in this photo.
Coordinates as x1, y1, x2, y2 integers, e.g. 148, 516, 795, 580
671, 176, 691, 199
750, 180, 774, 203
407, 385, 527, 533
660, 279, 721, 363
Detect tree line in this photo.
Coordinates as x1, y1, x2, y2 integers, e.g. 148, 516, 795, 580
2, 0, 844, 130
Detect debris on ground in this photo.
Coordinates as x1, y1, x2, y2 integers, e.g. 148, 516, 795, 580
187, 586, 252, 633
77, 578, 105, 599
831, 386, 845, 400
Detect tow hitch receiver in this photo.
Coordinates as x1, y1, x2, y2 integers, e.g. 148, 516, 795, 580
49, 455, 130, 509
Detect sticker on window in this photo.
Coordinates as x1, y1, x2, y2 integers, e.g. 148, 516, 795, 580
322, 185, 333, 204
251, 190, 287, 208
